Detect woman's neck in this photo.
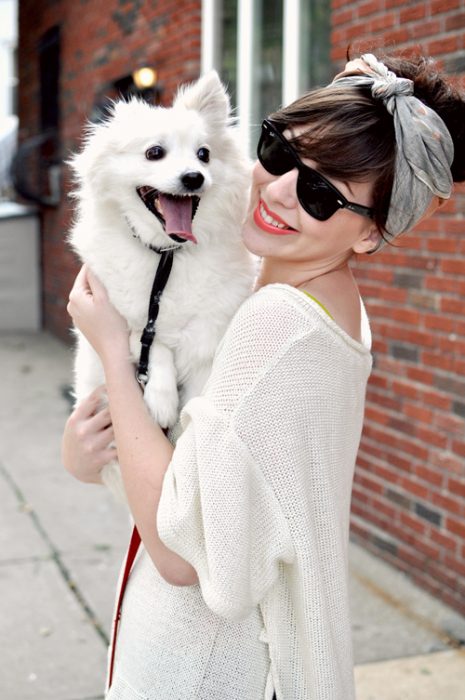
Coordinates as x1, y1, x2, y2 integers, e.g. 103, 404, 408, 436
253, 253, 352, 291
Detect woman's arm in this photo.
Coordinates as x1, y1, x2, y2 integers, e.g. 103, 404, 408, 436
66, 265, 199, 587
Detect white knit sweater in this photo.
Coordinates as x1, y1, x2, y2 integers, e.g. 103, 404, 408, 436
108, 283, 372, 700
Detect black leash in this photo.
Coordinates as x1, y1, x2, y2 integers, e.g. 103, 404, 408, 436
136, 249, 175, 387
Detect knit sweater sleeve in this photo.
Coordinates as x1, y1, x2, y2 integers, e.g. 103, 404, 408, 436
156, 289, 305, 621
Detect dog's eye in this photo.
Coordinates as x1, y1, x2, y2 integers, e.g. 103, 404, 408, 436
146, 146, 165, 160
197, 147, 210, 163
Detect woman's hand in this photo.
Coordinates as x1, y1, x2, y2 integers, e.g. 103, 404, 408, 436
62, 385, 117, 484
67, 264, 129, 363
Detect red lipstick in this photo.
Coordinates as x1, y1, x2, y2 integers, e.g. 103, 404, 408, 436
253, 200, 297, 236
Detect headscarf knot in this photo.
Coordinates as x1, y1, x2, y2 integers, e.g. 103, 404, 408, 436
331, 53, 453, 244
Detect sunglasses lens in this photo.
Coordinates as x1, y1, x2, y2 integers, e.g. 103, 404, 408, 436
297, 171, 340, 221
258, 121, 344, 222
258, 125, 296, 176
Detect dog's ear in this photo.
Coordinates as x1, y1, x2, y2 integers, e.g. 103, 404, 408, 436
174, 71, 230, 130
68, 119, 112, 182
69, 99, 139, 181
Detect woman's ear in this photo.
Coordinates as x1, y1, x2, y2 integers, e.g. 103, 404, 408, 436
352, 225, 381, 255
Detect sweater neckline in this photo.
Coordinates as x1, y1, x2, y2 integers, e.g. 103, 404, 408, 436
260, 283, 372, 354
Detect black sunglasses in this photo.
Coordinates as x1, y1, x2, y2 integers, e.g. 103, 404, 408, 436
257, 119, 374, 222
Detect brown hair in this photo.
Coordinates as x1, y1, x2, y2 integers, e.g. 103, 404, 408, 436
269, 53, 465, 239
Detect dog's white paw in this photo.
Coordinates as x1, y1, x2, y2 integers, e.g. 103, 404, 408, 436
144, 380, 179, 429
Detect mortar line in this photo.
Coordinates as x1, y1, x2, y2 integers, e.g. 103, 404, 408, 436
0, 461, 109, 647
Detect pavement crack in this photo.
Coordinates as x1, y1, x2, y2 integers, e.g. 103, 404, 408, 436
0, 461, 110, 647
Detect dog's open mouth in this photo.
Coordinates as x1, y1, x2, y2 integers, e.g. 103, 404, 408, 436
136, 187, 200, 244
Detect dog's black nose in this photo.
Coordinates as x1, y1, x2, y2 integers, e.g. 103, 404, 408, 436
182, 171, 204, 191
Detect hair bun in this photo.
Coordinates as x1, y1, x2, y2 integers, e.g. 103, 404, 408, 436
380, 54, 465, 182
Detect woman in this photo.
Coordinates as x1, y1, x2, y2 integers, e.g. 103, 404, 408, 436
63, 53, 465, 699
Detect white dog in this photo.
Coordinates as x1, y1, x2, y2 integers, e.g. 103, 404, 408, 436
68, 72, 255, 497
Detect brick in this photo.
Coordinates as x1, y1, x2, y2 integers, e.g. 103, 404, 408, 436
372, 535, 397, 556
368, 373, 389, 390
366, 390, 402, 412
357, 0, 381, 16
367, 13, 396, 32
452, 439, 465, 459
403, 402, 433, 424
384, 26, 412, 44
424, 314, 455, 333
385, 488, 411, 510
444, 555, 465, 578
420, 391, 451, 411
365, 405, 390, 425
430, 528, 457, 552
446, 517, 465, 539
445, 12, 465, 31
408, 290, 439, 311
428, 36, 460, 56
414, 465, 444, 488
400, 4, 426, 22
393, 271, 423, 289
355, 473, 385, 495
431, 0, 460, 13
392, 379, 418, 400
410, 19, 442, 40
421, 351, 454, 372
434, 374, 465, 398
435, 494, 463, 516
434, 412, 465, 435
441, 297, 465, 315
333, 7, 354, 24
415, 425, 447, 449
441, 257, 465, 275
399, 476, 430, 500
372, 496, 397, 520
411, 537, 441, 562
452, 401, 465, 418
414, 501, 442, 526
391, 343, 419, 362
385, 452, 412, 474
425, 275, 465, 294
427, 237, 459, 253
448, 478, 465, 500
397, 544, 428, 570
389, 416, 415, 437
400, 511, 427, 534
431, 450, 465, 476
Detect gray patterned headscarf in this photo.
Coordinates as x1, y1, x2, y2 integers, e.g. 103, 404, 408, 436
331, 54, 454, 243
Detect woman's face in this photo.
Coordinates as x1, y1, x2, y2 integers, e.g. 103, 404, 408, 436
242, 130, 378, 266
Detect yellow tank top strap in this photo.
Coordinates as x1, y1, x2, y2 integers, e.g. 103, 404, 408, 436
300, 291, 333, 320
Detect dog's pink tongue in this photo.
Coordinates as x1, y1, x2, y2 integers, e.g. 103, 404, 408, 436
158, 194, 198, 244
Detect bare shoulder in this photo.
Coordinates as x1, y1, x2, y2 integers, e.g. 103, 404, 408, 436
299, 268, 362, 343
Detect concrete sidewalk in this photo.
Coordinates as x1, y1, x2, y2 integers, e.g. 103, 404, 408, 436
0, 331, 464, 700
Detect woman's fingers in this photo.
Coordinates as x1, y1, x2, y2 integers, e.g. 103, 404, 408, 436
86, 266, 108, 299
92, 424, 115, 451
101, 446, 118, 465
88, 405, 112, 431
72, 385, 107, 420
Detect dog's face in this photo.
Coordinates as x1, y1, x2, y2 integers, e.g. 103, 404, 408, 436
71, 72, 233, 249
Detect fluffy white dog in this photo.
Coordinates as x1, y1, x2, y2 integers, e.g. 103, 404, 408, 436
68, 72, 254, 497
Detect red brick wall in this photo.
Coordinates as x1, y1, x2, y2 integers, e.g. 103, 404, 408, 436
18, 0, 201, 341
332, 0, 465, 613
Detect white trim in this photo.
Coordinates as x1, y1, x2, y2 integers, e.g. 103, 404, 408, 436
201, 0, 217, 74
282, 0, 301, 106
237, 0, 254, 152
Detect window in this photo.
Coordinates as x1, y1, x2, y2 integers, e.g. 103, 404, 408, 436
202, 0, 331, 154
